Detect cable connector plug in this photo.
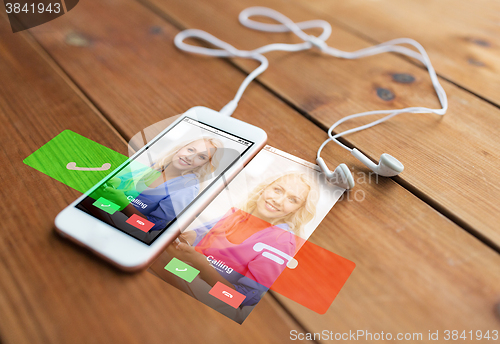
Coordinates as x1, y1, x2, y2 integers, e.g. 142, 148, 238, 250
219, 100, 238, 117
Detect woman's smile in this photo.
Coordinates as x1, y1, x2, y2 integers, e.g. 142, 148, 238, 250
178, 157, 191, 166
264, 201, 280, 212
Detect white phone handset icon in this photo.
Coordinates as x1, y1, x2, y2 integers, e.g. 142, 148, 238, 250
66, 162, 111, 171
253, 242, 298, 269
222, 291, 233, 298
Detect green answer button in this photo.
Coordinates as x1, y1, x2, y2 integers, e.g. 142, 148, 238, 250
92, 197, 121, 215
164, 258, 200, 283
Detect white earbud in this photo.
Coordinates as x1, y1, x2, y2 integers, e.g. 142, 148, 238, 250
316, 158, 355, 190
351, 148, 404, 177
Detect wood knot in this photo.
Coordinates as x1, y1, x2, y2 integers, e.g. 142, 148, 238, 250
469, 38, 490, 47
149, 26, 163, 35
65, 32, 90, 47
468, 58, 486, 67
392, 73, 415, 84
376, 88, 395, 101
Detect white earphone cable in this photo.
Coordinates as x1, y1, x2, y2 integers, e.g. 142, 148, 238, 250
174, 7, 448, 163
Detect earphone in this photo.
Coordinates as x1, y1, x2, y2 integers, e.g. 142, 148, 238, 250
174, 7, 448, 189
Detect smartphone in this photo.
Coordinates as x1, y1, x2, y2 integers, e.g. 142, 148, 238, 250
55, 106, 267, 271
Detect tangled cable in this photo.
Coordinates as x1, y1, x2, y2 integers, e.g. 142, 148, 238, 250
174, 7, 447, 184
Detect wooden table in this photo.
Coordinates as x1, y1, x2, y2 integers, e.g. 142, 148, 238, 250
1, 0, 500, 342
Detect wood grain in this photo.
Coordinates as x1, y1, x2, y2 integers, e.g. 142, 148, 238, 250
295, 0, 500, 107
0, 14, 310, 344
137, 0, 500, 249
21, 0, 500, 340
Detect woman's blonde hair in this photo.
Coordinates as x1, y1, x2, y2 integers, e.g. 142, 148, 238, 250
124, 136, 224, 189
241, 172, 319, 236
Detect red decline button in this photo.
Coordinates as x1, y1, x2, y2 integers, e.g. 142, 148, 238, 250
126, 214, 154, 232
208, 282, 246, 309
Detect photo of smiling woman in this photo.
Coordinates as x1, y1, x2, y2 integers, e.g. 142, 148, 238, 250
93, 136, 223, 232
159, 172, 319, 317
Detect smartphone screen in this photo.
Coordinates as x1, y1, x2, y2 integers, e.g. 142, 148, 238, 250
75, 117, 254, 245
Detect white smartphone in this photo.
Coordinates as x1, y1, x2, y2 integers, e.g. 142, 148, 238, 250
55, 106, 267, 271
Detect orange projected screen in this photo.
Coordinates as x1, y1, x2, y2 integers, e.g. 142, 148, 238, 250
271, 240, 355, 314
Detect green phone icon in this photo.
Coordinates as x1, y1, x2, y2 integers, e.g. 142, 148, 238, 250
164, 258, 200, 283
92, 197, 121, 215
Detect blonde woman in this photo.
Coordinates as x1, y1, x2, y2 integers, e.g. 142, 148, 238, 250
97, 136, 223, 232
170, 172, 319, 307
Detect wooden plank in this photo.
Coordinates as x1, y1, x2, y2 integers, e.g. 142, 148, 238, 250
135, 0, 500, 248
24, 0, 500, 338
294, 0, 500, 107
0, 15, 310, 344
